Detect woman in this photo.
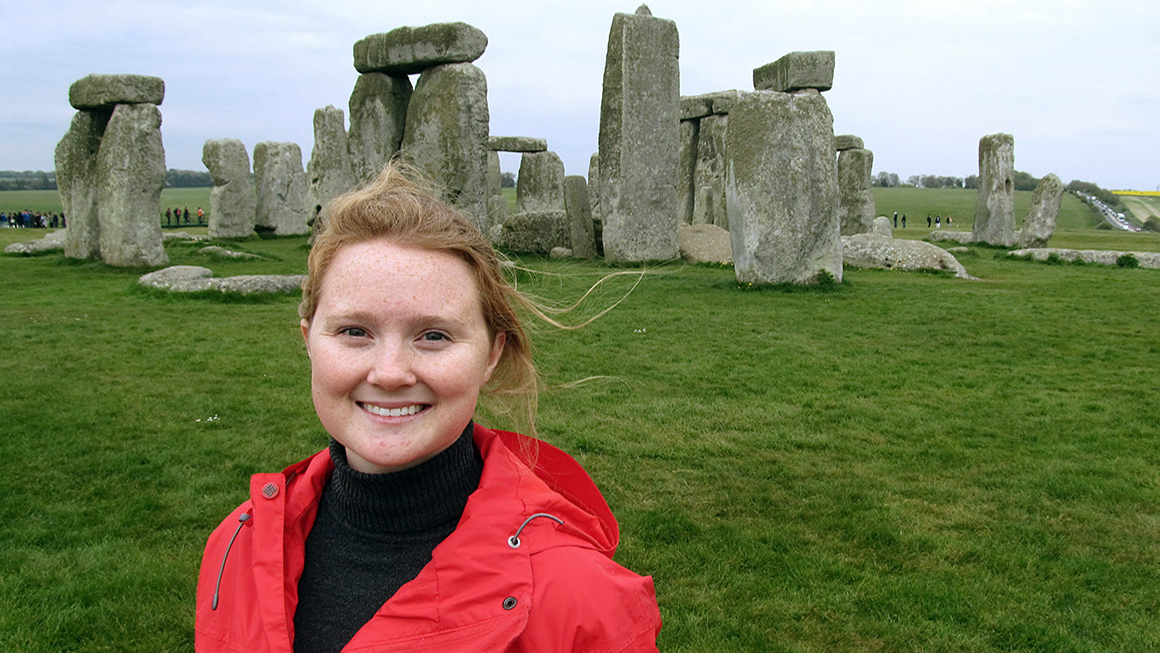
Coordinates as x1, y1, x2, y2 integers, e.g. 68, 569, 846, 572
195, 164, 662, 652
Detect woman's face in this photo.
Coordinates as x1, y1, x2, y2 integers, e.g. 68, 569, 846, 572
301, 238, 505, 474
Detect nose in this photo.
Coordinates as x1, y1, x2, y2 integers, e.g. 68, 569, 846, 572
366, 340, 418, 389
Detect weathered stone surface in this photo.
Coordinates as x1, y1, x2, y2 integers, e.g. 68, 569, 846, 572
563, 175, 596, 259
1017, 173, 1064, 248
588, 153, 601, 222
306, 106, 357, 222
487, 151, 503, 198
203, 138, 256, 239
139, 266, 306, 294
354, 23, 487, 75
138, 265, 214, 289
725, 89, 841, 285
1008, 248, 1160, 269
693, 114, 728, 229
162, 232, 209, 242
347, 73, 411, 183
4, 229, 67, 255
598, 8, 680, 262
973, 133, 1016, 247
55, 110, 110, 259
516, 151, 565, 212
678, 119, 698, 223
400, 63, 490, 232
871, 216, 892, 237
487, 136, 547, 153
837, 147, 876, 235
927, 230, 975, 244
843, 233, 975, 279
501, 210, 569, 254
678, 223, 732, 264
253, 141, 309, 235
835, 134, 863, 151
680, 90, 739, 120
198, 245, 263, 260
487, 195, 508, 236
550, 246, 573, 260
69, 74, 164, 110
753, 51, 835, 92
96, 103, 167, 267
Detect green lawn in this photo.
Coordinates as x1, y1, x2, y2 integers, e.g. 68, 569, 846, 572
0, 188, 212, 221
3, 219, 1159, 652
873, 187, 1098, 234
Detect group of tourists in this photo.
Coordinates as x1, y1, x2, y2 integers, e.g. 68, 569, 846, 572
1, 210, 64, 229
164, 206, 197, 226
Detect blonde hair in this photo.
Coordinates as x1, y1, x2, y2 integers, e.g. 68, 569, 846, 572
300, 162, 539, 434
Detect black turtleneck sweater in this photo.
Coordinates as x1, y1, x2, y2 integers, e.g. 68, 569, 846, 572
292, 426, 483, 653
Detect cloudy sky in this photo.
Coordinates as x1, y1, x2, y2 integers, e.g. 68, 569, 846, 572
3, 0, 1158, 190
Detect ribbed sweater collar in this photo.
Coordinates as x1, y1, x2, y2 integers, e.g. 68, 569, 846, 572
324, 423, 482, 534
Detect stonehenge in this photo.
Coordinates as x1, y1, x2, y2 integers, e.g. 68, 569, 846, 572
55, 74, 168, 266
516, 151, 565, 213
597, 5, 681, 262
563, 175, 597, 259
678, 91, 736, 229
1016, 173, 1064, 248
972, 133, 1016, 247
253, 141, 310, 235
837, 142, 876, 235
306, 105, 356, 221
347, 73, 411, 183
753, 51, 835, 93
203, 138, 256, 239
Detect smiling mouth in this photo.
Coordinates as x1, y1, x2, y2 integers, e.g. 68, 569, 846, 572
360, 403, 426, 418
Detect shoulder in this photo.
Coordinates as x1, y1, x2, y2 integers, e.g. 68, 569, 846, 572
522, 546, 661, 653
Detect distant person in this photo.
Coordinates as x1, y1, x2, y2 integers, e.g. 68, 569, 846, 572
946, 215, 953, 228
184, 207, 191, 224
902, 214, 907, 229
936, 215, 941, 229
197, 207, 204, 223
893, 213, 898, 228
926, 215, 932, 228
165, 207, 172, 224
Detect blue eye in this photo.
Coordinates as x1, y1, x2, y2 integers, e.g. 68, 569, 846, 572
341, 327, 367, 338
423, 331, 447, 341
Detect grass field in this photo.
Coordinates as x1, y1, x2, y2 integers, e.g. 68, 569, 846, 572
0, 188, 212, 219
2, 214, 1159, 651
1119, 195, 1160, 224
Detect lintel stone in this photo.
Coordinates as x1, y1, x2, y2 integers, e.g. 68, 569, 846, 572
69, 74, 165, 110
679, 90, 739, 120
835, 134, 864, 151
354, 23, 487, 75
487, 136, 548, 152
753, 51, 835, 92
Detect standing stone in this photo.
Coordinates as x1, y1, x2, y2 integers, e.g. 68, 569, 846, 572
725, 90, 841, 285
400, 62, 490, 232
347, 73, 412, 183
354, 23, 488, 75
972, 133, 1016, 246
306, 106, 357, 221
837, 148, 876, 235
678, 120, 698, 223
55, 109, 110, 259
834, 134, 864, 151
203, 138, 256, 239
753, 51, 835, 92
253, 141, 309, 235
564, 175, 596, 258
588, 153, 601, 222
598, 6, 680, 262
486, 151, 506, 231
96, 103, 167, 267
693, 114, 728, 229
1017, 173, 1064, 248
516, 151, 565, 212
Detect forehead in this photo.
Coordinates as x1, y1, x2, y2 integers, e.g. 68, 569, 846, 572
316, 239, 483, 315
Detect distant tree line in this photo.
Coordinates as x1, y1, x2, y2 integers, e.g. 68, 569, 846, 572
875, 170, 1073, 193
0, 170, 56, 191
0, 168, 212, 191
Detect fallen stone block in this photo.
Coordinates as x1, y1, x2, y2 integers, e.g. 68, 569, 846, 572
678, 223, 732, 264
842, 233, 976, 279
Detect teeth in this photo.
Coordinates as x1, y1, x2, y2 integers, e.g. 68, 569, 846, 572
363, 404, 423, 417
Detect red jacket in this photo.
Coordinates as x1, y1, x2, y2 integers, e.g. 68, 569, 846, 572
196, 425, 662, 652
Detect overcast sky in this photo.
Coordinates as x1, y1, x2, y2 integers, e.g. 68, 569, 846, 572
3, 0, 1157, 190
